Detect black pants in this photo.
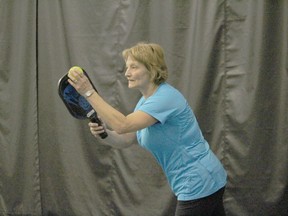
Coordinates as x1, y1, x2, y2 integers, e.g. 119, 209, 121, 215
175, 187, 226, 216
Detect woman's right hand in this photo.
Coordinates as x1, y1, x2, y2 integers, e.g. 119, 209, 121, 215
89, 122, 106, 138
88, 122, 136, 149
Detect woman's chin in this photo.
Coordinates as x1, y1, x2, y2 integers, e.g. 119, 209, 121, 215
128, 84, 136, 89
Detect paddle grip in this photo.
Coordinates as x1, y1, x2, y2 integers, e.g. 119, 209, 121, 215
90, 116, 108, 139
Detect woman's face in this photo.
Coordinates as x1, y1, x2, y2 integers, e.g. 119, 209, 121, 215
125, 56, 151, 90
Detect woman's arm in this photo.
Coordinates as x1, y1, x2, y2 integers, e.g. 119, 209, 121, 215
89, 122, 137, 149
86, 93, 157, 134
68, 71, 158, 134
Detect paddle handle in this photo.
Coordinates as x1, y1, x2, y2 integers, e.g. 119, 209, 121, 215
90, 116, 108, 139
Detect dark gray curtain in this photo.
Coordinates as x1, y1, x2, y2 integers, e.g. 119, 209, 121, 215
0, 0, 287, 215
0, 0, 41, 215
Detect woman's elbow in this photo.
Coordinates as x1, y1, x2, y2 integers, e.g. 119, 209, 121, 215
113, 126, 130, 135
111, 119, 134, 134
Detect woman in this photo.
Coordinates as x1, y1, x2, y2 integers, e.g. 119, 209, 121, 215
68, 42, 227, 216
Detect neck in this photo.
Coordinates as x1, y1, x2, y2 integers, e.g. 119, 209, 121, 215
142, 83, 159, 99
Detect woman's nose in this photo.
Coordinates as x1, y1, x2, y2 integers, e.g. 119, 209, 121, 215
125, 68, 130, 77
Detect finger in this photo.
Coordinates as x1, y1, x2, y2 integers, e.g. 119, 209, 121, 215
68, 70, 83, 84
90, 126, 98, 135
89, 123, 104, 133
90, 127, 95, 134
73, 70, 86, 81
68, 70, 77, 80
68, 78, 77, 86
90, 127, 105, 137
89, 122, 99, 127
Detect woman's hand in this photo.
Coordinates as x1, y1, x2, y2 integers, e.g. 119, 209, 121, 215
67, 68, 94, 97
89, 122, 106, 138
89, 120, 137, 149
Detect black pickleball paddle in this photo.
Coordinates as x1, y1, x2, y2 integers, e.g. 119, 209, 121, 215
58, 68, 108, 139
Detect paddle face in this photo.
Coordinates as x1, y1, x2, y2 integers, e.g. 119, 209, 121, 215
58, 74, 93, 119
58, 70, 108, 139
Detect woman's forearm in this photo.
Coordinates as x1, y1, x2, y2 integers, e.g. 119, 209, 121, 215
86, 92, 129, 133
98, 129, 137, 149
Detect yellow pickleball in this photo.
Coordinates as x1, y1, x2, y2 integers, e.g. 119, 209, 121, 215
68, 66, 84, 80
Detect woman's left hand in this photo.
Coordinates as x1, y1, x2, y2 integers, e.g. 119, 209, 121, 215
67, 68, 94, 96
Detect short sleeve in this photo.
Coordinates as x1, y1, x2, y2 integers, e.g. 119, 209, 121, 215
135, 84, 186, 124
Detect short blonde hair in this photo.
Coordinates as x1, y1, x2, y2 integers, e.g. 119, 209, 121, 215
122, 42, 168, 85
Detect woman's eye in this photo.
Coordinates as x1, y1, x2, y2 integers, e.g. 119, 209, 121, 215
125, 64, 138, 70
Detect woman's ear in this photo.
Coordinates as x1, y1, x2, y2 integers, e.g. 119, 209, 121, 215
149, 69, 156, 83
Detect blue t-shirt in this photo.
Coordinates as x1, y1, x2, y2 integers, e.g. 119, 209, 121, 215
135, 83, 227, 201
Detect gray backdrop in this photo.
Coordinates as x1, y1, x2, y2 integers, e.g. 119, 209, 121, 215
0, 0, 287, 215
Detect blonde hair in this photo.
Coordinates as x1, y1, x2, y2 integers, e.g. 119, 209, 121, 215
122, 42, 168, 85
